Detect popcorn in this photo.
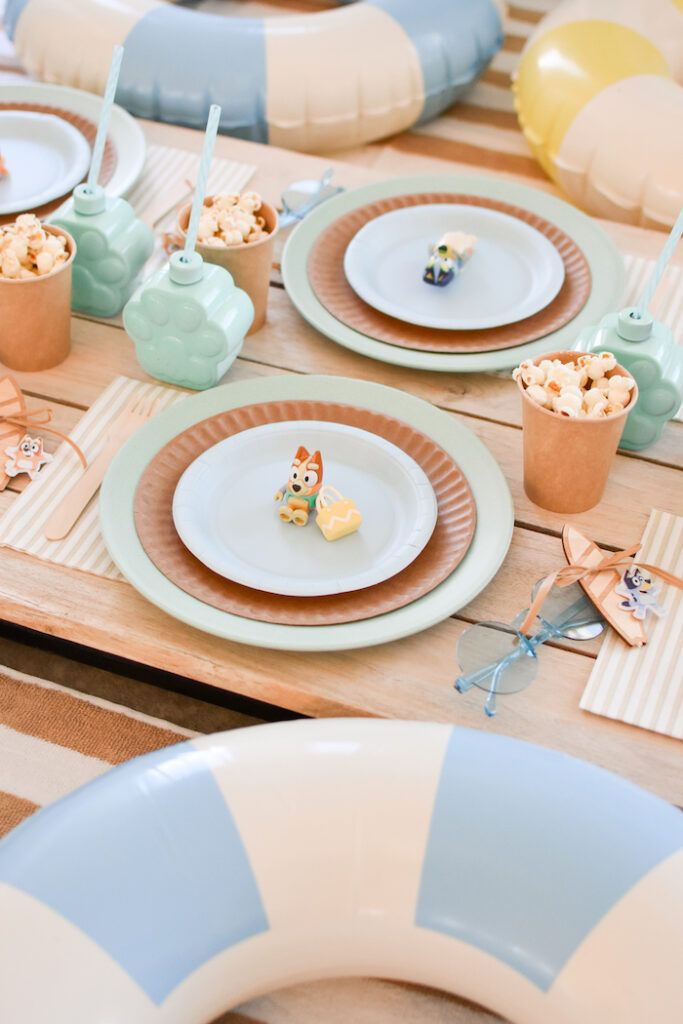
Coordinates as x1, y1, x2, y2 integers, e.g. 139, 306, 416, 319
516, 359, 545, 387
553, 392, 582, 417
195, 191, 269, 248
526, 383, 550, 407
583, 352, 617, 380
584, 387, 606, 410
513, 353, 633, 420
0, 215, 68, 280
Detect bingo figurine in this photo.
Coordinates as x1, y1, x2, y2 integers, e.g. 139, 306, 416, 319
274, 447, 323, 526
4, 434, 51, 481
423, 231, 476, 287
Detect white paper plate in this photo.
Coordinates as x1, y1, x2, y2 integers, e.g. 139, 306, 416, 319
343, 204, 565, 330
173, 420, 438, 597
0, 110, 91, 214
0, 82, 146, 198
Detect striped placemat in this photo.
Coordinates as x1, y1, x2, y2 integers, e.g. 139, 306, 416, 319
580, 509, 683, 740
0, 376, 185, 579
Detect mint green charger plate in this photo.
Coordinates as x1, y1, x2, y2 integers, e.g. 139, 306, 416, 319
282, 174, 625, 372
100, 375, 513, 652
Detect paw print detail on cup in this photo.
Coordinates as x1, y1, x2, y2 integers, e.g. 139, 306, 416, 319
124, 259, 253, 391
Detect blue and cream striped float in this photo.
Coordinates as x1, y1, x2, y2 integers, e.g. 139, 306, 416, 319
4, 0, 504, 151
0, 719, 681, 1022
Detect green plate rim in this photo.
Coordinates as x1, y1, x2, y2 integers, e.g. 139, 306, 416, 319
100, 375, 513, 652
281, 174, 625, 372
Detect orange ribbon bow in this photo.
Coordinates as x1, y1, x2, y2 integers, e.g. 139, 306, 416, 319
519, 545, 683, 636
0, 397, 87, 473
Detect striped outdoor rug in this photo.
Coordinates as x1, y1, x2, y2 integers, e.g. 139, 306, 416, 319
0, 665, 195, 836
0, 666, 501, 1023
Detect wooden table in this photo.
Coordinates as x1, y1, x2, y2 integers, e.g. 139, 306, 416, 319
1, 120, 681, 808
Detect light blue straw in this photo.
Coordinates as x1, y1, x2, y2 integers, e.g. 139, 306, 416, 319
183, 104, 221, 259
637, 207, 683, 318
87, 44, 124, 192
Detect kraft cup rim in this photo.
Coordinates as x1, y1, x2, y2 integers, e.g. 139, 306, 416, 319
0, 223, 76, 285
178, 197, 279, 252
516, 351, 637, 424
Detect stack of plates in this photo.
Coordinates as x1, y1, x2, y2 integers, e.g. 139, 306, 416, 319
0, 82, 146, 218
101, 376, 513, 652
282, 175, 626, 373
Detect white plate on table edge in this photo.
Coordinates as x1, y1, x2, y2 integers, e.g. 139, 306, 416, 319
0, 81, 146, 198
282, 174, 625, 372
101, 375, 513, 651
172, 420, 438, 597
344, 204, 565, 330
0, 110, 91, 214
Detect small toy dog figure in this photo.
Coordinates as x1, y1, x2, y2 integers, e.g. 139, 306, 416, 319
615, 566, 665, 622
423, 231, 476, 287
274, 446, 323, 526
4, 434, 52, 481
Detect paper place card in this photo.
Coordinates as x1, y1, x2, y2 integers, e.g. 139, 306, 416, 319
580, 508, 683, 739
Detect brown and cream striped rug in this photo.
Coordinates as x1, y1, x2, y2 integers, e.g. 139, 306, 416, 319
0, 664, 501, 1024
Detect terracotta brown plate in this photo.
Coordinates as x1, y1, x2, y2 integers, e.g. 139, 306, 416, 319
0, 102, 117, 224
134, 400, 477, 626
307, 193, 591, 354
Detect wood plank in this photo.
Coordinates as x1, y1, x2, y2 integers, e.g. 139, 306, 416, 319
12, 294, 682, 471
0, 548, 678, 803
9, 321, 682, 550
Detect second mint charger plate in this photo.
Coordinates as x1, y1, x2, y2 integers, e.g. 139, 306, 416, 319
282, 174, 625, 372
101, 376, 513, 652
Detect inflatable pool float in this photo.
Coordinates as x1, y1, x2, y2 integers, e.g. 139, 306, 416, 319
4, 0, 504, 152
514, 0, 683, 229
0, 719, 681, 1022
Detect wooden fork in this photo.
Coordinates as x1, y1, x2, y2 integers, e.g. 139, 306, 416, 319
44, 395, 159, 542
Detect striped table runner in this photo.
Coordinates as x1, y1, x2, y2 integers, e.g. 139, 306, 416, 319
622, 256, 683, 421
0, 377, 185, 578
580, 510, 683, 740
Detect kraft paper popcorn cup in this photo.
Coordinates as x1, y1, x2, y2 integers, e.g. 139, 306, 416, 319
516, 351, 637, 513
178, 196, 278, 334
0, 223, 75, 371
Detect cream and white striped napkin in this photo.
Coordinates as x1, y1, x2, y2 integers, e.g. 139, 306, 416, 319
0, 376, 185, 579
580, 509, 683, 739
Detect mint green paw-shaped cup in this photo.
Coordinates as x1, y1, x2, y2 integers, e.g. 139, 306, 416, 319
576, 309, 683, 452
123, 251, 254, 390
52, 184, 153, 318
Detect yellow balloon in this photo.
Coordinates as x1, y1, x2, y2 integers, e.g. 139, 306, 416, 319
514, 21, 669, 180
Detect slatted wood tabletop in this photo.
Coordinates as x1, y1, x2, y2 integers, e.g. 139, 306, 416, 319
0, 115, 678, 808
1, 5, 682, 1024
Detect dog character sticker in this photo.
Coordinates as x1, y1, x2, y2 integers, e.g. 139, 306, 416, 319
274, 446, 323, 526
4, 434, 52, 481
615, 566, 665, 622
